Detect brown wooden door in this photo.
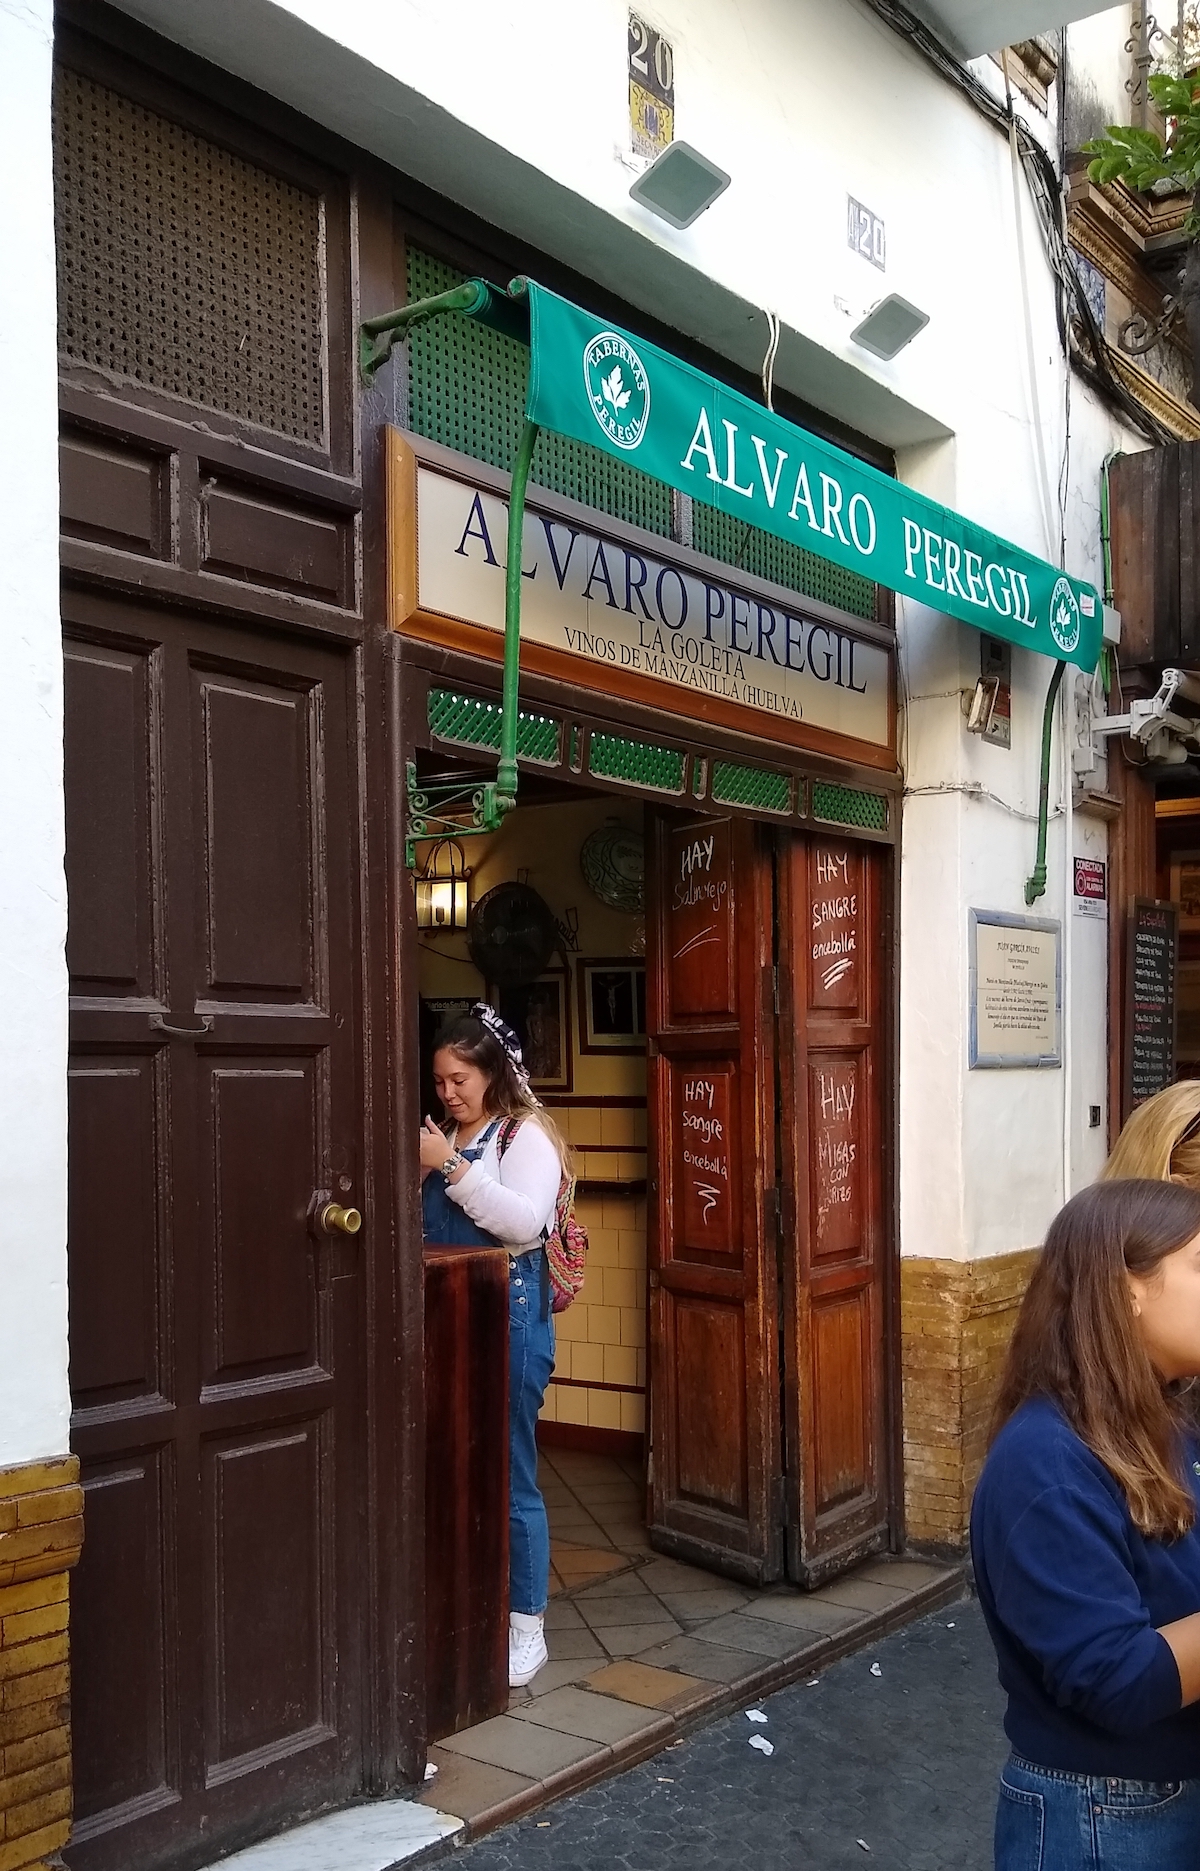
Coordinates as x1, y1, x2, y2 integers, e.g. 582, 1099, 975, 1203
647, 816, 892, 1589
64, 594, 366, 1871
778, 835, 890, 1584
646, 814, 783, 1585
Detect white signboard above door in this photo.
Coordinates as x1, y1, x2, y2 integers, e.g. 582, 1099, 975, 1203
410, 461, 892, 751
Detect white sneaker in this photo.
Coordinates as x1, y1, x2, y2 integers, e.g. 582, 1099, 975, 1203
509, 1612, 548, 1687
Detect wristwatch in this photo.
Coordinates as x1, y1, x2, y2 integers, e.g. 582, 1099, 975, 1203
441, 1149, 467, 1180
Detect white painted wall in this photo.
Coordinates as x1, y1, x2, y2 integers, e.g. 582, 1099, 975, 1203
93, 0, 1143, 1270
0, 0, 70, 1465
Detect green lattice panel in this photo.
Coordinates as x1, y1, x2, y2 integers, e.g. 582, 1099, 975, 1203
691, 501, 876, 621
427, 689, 561, 764
588, 732, 685, 793
811, 780, 889, 832
710, 760, 792, 814
407, 249, 672, 536
408, 250, 880, 619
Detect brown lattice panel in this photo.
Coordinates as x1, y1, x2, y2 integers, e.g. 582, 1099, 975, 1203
53, 68, 325, 443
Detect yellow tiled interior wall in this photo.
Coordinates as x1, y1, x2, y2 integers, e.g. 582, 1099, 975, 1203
538, 1189, 647, 1435
554, 1100, 647, 1184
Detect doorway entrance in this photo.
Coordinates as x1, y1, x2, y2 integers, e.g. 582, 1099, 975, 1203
411, 744, 896, 1609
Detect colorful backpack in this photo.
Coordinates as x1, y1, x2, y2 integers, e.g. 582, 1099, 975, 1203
497, 1117, 588, 1312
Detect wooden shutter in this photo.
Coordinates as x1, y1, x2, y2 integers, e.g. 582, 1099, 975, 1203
778, 834, 890, 1583
645, 812, 782, 1585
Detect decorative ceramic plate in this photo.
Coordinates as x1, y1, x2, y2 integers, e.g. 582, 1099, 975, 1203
580, 821, 645, 914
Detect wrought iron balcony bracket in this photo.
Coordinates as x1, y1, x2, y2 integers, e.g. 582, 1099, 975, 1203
405, 762, 513, 870
1119, 292, 1181, 356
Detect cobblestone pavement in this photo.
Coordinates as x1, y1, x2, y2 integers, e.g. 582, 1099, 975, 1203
442, 1599, 1006, 1871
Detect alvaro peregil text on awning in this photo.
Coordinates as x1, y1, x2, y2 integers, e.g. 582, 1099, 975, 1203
520, 281, 1102, 672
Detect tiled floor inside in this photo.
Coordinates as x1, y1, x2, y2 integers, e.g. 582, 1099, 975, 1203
420, 1445, 962, 1836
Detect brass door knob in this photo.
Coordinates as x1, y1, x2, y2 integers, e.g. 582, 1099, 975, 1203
320, 1202, 362, 1236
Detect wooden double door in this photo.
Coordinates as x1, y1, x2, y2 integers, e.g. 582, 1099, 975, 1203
64, 592, 369, 1871
647, 812, 893, 1585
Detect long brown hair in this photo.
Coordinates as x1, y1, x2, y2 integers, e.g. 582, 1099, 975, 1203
431, 1013, 573, 1171
1100, 1080, 1200, 1186
992, 1178, 1200, 1538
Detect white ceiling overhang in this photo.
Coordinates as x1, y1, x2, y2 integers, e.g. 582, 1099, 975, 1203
908, 0, 1119, 58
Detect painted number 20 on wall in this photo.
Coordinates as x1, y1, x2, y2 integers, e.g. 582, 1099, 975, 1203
847, 195, 886, 272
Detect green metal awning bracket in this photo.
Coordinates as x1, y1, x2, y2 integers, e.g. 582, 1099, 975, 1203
359, 277, 529, 382
359, 280, 536, 867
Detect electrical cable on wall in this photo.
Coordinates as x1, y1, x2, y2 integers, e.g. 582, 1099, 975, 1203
761, 309, 780, 412
1002, 46, 1059, 560
862, 0, 1173, 447
905, 781, 1066, 824
734, 307, 782, 569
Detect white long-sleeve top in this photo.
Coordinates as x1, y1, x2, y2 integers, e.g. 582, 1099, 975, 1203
446, 1118, 561, 1254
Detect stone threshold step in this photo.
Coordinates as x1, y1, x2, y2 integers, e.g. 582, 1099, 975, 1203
413, 1562, 966, 1863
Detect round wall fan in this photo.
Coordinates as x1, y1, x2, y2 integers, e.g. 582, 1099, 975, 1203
467, 882, 559, 987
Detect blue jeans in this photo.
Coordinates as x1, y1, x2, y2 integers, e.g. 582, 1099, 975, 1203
509, 1248, 554, 1616
996, 1755, 1200, 1870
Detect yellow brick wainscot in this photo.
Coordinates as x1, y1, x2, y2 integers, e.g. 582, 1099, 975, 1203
901, 1252, 1039, 1550
0, 1458, 83, 1871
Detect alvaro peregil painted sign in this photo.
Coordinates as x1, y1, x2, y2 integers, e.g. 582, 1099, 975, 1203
414, 463, 891, 747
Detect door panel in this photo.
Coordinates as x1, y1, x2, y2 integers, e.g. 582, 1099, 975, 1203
63, 639, 162, 998
670, 1300, 748, 1515
647, 813, 781, 1585
71, 1455, 173, 1824
196, 671, 317, 1000
205, 1062, 318, 1379
780, 836, 890, 1583
811, 1294, 870, 1511
65, 599, 365, 1871
68, 1059, 164, 1403
203, 1423, 327, 1774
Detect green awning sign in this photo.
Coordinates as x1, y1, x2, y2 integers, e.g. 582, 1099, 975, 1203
518, 281, 1102, 672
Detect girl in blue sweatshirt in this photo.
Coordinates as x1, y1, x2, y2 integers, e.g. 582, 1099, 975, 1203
972, 1177, 1200, 1870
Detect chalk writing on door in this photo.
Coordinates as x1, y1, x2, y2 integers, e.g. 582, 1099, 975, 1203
680, 1074, 734, 1248
812, 1063, 860, 1256
668, 821, 736, 1019
812, 847, 858, 1003
672, 835, 728, 959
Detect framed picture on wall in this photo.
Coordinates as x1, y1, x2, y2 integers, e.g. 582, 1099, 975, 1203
578, 959, 647, 1053
1171, 852, 1200, 933
495, 969, 572, 1091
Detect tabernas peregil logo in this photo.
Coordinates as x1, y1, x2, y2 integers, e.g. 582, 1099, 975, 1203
583, 330, 650, 450
1048, 574, 1082, 655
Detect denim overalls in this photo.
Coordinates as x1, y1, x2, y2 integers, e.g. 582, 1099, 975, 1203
422, 1120, 554, 1616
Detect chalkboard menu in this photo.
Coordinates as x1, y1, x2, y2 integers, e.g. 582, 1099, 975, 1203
1125, 898, 1178, 1109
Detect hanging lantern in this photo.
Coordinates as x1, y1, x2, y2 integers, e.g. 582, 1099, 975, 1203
414, 838, 472, 932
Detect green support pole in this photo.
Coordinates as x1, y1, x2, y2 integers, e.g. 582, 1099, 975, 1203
1024, 659, 1066, 906
497, 417, 540, 813
362, 282, 538, 856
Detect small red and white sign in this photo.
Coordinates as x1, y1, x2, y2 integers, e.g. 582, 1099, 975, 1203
1074, 857, 1107, 920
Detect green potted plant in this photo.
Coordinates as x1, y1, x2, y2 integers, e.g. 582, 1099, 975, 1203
1083, 73, 1200, 409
